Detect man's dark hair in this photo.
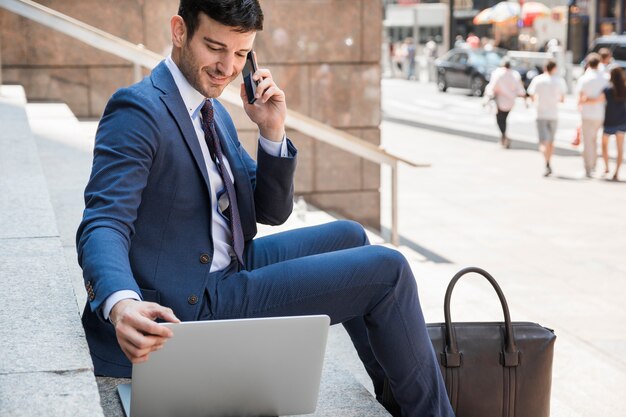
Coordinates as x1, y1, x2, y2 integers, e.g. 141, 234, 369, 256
598, 47, 612, 61
178, 0, 263, 39
501, 58, 511, 69
545, 60, 557, 73
586, 53, 601, 69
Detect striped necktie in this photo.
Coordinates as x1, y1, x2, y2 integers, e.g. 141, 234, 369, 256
200, 100, 245, 267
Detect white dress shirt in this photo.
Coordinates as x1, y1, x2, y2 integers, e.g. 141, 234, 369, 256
102, 57, 288, 319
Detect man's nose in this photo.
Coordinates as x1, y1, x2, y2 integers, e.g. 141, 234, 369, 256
216, 54, 236, 76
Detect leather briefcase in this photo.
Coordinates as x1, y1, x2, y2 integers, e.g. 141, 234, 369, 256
427, 266, 556, 417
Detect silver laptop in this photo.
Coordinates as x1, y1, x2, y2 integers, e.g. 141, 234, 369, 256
117, 315, 330, 417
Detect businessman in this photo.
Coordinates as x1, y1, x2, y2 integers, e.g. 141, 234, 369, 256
76, 1, 453, 416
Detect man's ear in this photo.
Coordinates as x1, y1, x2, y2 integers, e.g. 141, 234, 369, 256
171, 15, 186, 48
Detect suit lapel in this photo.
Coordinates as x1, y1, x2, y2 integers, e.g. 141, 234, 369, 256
152, 62, 211, 193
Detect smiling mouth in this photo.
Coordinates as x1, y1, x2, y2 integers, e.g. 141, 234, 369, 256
207, 71, 229, 85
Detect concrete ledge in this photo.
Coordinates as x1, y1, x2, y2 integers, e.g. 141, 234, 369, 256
0, 370, 102, 417
0, 85, 104, 417
0, 238, 93, 373
0, 86, 58, 239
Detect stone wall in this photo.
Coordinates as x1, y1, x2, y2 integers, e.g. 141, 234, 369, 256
0, 0, 382, 227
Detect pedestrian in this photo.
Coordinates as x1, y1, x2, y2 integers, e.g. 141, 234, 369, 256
404, 37, 417, 80
583, 66, 626, 181
571, 56, 593, 147
598, 47, 615, 74
454, 34, 465, 48
388, 41, 395, 76
576, 53, 608, 177
392, 41, 405, 78
527, 60, 567, 176
425, 37, 438, 59
466, 32, 480, 49
75, 1, 454, 416
485, 58, 526, 148
424, 37, 438, 82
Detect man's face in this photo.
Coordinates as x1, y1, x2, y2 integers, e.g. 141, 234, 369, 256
176, 13, 256, 98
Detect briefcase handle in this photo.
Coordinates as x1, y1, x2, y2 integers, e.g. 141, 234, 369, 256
443, 267, 520, 367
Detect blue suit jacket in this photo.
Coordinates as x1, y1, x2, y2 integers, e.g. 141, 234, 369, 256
77, 61, 297, 377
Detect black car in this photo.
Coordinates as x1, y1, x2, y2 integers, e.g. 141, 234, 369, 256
435, 48, 504, 96
435, 48, 539, 96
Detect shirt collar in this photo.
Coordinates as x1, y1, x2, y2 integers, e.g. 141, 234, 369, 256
165, 55, 209, 119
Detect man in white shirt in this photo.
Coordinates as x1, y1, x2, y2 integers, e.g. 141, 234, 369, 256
576, 53, 608, 177
485, 59, 526, 148
527, 60, 567, 176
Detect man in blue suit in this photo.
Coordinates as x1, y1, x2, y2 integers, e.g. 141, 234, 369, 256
76, 1, 453, 416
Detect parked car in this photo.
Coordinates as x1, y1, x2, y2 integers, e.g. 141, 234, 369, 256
435, 48, 540, 96
435, 48, 503, 96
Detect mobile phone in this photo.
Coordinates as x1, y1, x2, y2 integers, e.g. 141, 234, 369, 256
242, 50, 259, 104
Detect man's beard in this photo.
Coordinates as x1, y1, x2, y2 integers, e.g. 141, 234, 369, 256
178, 47, 228, 98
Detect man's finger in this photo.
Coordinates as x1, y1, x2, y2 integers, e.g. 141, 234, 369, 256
119, 331, 167, 360
261, 86, 282, 103
240, 82, 247, 101
253, 67, 272, 82
255, 79, 273, 97
130, 353, 151, 364
153, 306, 181, 324
119, 323, 168, 349
130, 314, 173, 339
122, 340, 153, 359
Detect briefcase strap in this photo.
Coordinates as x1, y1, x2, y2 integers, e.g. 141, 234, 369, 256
443, 267, 519, 367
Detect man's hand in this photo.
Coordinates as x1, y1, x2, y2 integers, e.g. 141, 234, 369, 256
110, 299, 180, 364
240, 62, 286, 142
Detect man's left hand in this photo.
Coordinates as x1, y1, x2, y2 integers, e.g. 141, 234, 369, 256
240, 65, 286, 142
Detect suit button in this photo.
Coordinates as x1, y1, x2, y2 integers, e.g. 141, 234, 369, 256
199, 254, 211, 264
188, 295, 199, 305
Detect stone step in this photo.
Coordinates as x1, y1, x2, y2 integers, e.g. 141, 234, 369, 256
0, 85, 104, 417
23, 96, 390, 416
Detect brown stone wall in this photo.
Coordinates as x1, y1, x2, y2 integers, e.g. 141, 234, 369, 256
0, 0, 175, 117
0, 0, 382, 228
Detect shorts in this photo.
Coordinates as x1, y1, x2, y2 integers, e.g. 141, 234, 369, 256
536, 119, 557, 143
603, 123, 626, 135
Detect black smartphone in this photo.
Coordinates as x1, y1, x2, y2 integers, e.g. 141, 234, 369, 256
242, 50, 259, 104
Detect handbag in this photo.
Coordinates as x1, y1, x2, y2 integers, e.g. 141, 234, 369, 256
427, 266, 556, 417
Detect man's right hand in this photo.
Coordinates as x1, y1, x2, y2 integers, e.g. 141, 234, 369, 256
109, 299, 180, 364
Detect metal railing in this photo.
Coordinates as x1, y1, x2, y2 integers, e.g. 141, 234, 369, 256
0, 0, 429, 245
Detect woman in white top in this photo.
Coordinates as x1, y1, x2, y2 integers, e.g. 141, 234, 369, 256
485, 59, 526, 148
